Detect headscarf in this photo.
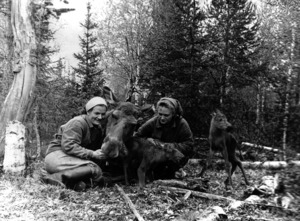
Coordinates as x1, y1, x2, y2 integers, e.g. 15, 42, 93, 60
85, 97, 107, 112
156, 97, 183, 118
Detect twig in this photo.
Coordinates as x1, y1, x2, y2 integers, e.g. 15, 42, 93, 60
115, 184, 145, 221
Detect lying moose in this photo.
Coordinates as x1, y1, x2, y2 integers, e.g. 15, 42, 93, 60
100, 102, 186, 187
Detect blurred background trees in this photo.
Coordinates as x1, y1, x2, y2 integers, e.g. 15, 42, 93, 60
0, 0, 299, 161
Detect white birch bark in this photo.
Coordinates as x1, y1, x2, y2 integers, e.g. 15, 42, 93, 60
3, 120, 26, 174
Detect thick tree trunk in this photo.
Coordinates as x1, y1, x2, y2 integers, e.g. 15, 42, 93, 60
0, 0, 36, 158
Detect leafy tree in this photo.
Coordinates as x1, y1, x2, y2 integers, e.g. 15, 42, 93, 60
72, 2, 104, 101
98, 0, 152, 103
258, 0, 300, 156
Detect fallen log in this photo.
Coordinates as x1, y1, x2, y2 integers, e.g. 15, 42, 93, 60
242, 142, 300, 157
159, 185, 235, 202
153, 179, 188, 188
115, 184, 145, 221
188, 159, 300, 169
242, 161, 300, 169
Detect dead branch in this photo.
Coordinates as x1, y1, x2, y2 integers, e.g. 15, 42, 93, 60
159, 185, 235, 202
115, 184, 145, 221
153, 179, 188, 188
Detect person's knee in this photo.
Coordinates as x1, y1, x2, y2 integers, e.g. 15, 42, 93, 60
88, 164, 102, 181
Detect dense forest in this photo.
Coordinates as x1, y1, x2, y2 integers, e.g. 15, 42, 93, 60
0, 0, 300, 220
0, 0, 299, 160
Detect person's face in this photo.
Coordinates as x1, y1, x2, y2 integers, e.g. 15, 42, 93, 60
87, 105, 107, 126
157, 106, 173, 125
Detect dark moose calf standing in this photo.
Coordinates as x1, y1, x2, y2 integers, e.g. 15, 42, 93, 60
124, 137, 185, 187
200, 110, 249, 188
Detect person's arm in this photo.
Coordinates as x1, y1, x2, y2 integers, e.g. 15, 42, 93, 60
172, 119, 194, 157
61, 120, 95, 159
134, 117, 156, 138
157, 119, 193, 157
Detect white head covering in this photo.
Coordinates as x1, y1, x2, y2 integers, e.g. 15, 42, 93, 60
85, 97, 107, 112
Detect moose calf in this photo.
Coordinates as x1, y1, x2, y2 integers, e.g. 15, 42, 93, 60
100, 101, 185, 187
200, 110, 249, 189
124, 137, 186, 187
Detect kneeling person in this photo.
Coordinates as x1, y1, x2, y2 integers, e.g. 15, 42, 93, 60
42, 97, 108, 190
134, 97, 194, 180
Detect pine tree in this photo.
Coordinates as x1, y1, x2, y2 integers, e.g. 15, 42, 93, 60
140, 0, 204, 100
205, 0, 260, 106
73, 2, 104, 100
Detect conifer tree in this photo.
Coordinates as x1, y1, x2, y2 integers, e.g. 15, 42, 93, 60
73, 2, 104, 100
140, 0, 204, 99
205, 0, 260, 106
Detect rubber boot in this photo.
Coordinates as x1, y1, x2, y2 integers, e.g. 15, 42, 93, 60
40, 169, 66, 188
41, 166, 94, 191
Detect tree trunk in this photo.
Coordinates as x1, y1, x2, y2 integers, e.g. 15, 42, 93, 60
282, 22, 296, 161
3, 120, 26, 174
34, 105, 41, 159
0, 0, 14, 107
256, 80, 261, 125
0, 0, 36, 158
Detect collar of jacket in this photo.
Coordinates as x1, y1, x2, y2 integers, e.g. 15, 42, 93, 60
155, 116, 177, 128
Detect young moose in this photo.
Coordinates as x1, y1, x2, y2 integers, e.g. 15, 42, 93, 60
200, 110, 249, 189
100, 102, 186, 187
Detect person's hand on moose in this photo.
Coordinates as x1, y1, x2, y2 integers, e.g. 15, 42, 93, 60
92, 149, 107, 161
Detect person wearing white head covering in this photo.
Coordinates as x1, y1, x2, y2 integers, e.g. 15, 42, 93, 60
41, 97, 110, 191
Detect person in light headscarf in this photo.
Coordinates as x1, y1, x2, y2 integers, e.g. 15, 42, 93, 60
41, 97, 110, 191
134, 97, 194, 179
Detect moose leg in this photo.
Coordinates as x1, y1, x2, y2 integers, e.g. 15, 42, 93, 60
222, 144, 233, 188
137, 157, 149, 187
199, 142, 213, 177
123, 158, 129, 185
236, 160, 249, 185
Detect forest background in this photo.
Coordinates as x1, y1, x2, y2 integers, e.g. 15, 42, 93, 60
0, 0, 299, 162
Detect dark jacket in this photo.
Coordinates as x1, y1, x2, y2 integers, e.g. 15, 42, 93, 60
134, 115, 194, 157
46, 115, 105, 159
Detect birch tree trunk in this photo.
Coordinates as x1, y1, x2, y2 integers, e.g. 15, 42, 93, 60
0, 0, 37, 158
282, 22, 296, 161
3, 120, 26, 174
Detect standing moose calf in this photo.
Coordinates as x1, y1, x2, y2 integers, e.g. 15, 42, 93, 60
200, 110, 249, 189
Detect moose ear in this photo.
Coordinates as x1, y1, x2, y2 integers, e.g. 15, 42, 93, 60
211, 112, 216, 117
103, 86, 119, 105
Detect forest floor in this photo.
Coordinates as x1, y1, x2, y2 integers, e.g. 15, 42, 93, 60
0, 156, 299, 221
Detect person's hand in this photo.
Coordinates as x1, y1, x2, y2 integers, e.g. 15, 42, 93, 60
147, 137, 156, 145
92, 149, 107, 160
147, 138, 166, 148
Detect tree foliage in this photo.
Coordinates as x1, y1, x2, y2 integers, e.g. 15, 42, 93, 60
72, 2, 104, 101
